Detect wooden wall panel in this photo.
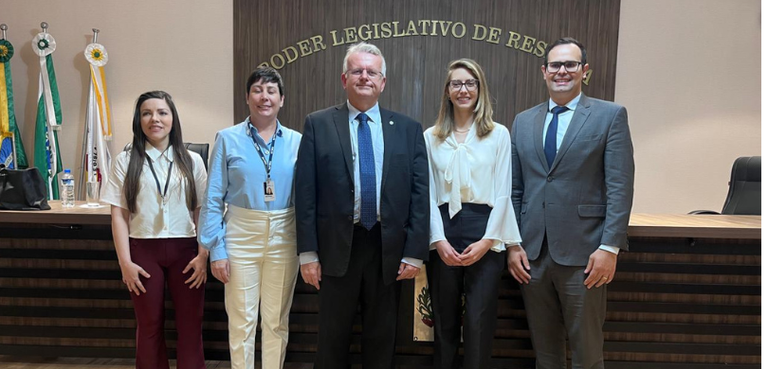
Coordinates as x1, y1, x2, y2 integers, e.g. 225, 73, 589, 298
0, 220, 760, 368
233, 0, 621, 131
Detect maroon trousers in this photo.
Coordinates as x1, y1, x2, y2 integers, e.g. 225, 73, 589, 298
129, 237, 205, 369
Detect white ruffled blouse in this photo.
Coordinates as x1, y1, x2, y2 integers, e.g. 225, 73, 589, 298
424, 122, 522, 252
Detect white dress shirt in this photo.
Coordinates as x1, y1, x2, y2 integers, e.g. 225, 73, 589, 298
102, 143, 207, 239
425, 122, 522, 253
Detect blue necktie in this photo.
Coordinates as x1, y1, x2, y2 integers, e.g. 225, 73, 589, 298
357, 113, 377, 230
544, 106, 569, 168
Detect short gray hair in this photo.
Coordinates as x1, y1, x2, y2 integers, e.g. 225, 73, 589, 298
342, 42, 387, 77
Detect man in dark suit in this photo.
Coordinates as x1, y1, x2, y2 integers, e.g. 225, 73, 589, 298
295, 42, 429, 369
507, 37, 635, 369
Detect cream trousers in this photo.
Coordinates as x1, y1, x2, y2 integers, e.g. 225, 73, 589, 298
224, 205, 299, 369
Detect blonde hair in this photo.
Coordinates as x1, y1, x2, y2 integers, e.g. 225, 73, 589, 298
433, 58, 494, 141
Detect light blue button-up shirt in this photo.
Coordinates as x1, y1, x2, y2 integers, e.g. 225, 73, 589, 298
198, 118, 302, 261
543, 93, 581, 149
347, 101, 384, 222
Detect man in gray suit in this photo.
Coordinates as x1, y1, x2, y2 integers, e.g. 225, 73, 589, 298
507, 37, 634, 369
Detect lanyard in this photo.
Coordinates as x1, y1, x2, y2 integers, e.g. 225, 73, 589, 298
146, 154, 173, 202
249, 125, 278, 179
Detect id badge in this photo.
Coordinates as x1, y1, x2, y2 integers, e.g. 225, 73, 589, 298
264, 179, 276, 202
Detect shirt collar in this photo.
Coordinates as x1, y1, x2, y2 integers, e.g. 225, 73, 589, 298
347, 100, 380, 125
144, 142, 174, 162
246, 117, 283, 138
548, 92, 581, 112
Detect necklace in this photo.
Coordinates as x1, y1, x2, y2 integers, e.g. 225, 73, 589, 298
454, 128, 470, 133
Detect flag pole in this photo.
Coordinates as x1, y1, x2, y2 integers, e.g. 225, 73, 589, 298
0, 23, 13, 168
82, 27, 112, 204
40, 21, 59, 199
79, 28, 102, 198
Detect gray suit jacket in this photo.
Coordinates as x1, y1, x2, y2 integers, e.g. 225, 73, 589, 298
510, 95, 634, 266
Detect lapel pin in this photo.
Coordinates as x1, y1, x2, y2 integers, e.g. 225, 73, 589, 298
389, 121, 394, 125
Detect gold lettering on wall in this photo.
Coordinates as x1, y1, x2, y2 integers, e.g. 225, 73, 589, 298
437, 21, 453, 37
270, 53, 286, 69
506, 31, 522, 48
486, 27, 502, 44
298, 40, 313, 56
359, 24, 372, 41
418, 20, 430, 35
258, 19, 591, 85
344, 27, 359, 43
258, 34, 329, 68
451, 22, 466, 38
406, 20, 419, 36
283, 46, 299, 64
520, 35, 536, 53
392, 21, 407, 37
472, 24, 487, 40
380, 22, 393, 38
330, 30, 345, 46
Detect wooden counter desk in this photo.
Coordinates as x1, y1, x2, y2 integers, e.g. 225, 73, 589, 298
0, 203, 760, 368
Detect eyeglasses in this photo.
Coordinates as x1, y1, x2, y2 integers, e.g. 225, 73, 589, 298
545, 61, 583, 73
347, 68, 383, 80
449, 79, 479, 91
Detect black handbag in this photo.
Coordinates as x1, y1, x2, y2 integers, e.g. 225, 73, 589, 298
0, 164, 51, 210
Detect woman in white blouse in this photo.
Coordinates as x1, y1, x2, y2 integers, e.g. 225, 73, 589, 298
103, 91, 208, 369
424, 59, 522, 369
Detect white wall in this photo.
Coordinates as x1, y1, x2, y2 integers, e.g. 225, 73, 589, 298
615, 0, 761, 213
0, 0, 233, 181
0, 0, 760, 214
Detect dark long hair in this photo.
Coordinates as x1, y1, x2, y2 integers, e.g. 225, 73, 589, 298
123, 91, 197, 213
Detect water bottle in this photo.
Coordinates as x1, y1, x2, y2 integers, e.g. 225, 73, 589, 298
60, 169, 75, 208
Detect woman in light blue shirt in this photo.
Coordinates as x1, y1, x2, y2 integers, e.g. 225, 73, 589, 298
198, 66, 301, 369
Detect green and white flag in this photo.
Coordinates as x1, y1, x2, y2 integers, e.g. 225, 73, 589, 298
32, 30, 62, 200
0, 37, 27, 169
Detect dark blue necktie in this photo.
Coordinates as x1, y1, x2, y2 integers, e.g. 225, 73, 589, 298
357, 113, 377, 230
544, 106, 569, 168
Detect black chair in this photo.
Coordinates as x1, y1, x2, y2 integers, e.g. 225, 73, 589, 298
123, 142, 210, 171
184, 143, 209, 171
690, 156, 760, 215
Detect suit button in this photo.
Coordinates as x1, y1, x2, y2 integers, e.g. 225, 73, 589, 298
347, 215, 353, 221
547, 176, 553, 182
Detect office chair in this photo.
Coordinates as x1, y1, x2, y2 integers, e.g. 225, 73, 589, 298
183, 143, 209, 171
689, 156, 760, 215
